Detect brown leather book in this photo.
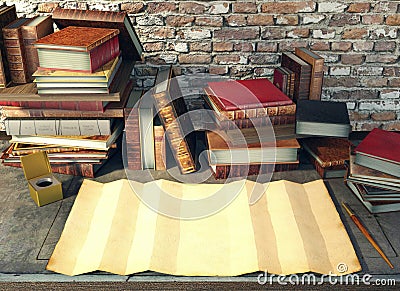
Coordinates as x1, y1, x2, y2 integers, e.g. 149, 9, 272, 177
2, 17, 31, 84
21, 15, 53, 81
295, 47, 324, 101
154, 124, 166, 170
52, 7, 143, 61
0, 4, 17, 87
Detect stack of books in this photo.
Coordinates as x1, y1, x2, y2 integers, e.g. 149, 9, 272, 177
345, 128, 400, 213
0, 7, 143, 177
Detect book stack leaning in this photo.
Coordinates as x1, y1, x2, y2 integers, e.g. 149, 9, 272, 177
345, 128, 400, 213
0, 7, 143, 177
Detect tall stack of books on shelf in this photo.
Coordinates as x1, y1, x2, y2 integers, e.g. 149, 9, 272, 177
345, 128, 400, 213
0, 7, 143, 177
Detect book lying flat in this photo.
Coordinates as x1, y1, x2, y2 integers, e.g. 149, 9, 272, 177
296, 100, 351, 138
354, 128, 400, 178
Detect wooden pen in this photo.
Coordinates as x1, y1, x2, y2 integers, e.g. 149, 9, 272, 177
342, 202, 394, 269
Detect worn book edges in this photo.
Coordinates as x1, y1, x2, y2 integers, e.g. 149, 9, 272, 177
301, 137, 351, 179
354, 128, 400, 178
2, 17, 32, 84
34, 26, 120, 73
296, 100, 351, 138
0, 4, 17, 87
52, 7, 143, 61
295, 47, 324, 101
21, 15, 53, 81
281, 52, 311, 102
273, 67, 288, 95
152, 66, 197, 174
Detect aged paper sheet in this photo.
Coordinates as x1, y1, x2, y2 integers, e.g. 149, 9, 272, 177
47, 179, 361, 276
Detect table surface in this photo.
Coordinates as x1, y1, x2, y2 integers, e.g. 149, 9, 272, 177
0, 138, 399, 283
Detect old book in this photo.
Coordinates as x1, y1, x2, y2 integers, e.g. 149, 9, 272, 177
5, 142, 83, 156
280, 66, 295, 100
301, 137, 350, 179
207, 129, 300, 165
5, 118, 114, 136
46, 178, 360, 276
273, 67, 288, 95
295, 47, 324, 101
211, 162, 299, 180
296, 100, 351, 138
52, 7, 143, 61
0, 4, 17, 87
281, 52, 311, 102
152, 66, 197, 174
34, 26, 120, 73
10, 121, 123, 150
21, 15, 53, 81
216, 114, 296, 130
203, 87, 296, 120
3, 17, 32, 84
154, 124, 166, 171
0, 80, 134, 118
354, 128, 400, 178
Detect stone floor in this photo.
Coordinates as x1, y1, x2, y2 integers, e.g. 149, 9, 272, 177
0, 138, 399, 283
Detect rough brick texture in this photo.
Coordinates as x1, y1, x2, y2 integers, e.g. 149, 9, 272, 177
0, 0, 399, 132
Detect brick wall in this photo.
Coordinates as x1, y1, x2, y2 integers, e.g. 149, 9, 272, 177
8, 0, 400, 131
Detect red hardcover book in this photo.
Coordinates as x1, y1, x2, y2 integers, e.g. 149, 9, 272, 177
355, 128, 400, 168
273, 67, 289, 95
207, 78, 294, 111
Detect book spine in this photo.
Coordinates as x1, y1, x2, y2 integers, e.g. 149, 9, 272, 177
295, 48, 324, 101
0, 5, 17, 86
273, 67, 288, 95
212, 163, 299, 179
3, 22, 29, 84
281, 53, 311, 102
124, 108, 142, 170
89, 36, 119, 72
0, 50, 8, 88
0, 100, 104, 111
153, 125, 166, 171
219, 114, 296, 130
52, 7, 126, 23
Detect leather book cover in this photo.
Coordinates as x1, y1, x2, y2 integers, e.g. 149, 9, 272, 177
354, 128, 400, 164
281, 52, 311, 102
296, 100, 350, 125
301, 137, 351, 168
52, 7, 143, 61
273, 67, 288, 95
21, 15, 53, 80
295, 47, 324, 101
207, 78, 293, 111
280, 66, 295, 99
0, 4, 17, 87
154, 124, 166, 170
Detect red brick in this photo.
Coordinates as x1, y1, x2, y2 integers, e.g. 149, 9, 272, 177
179, 2, 206, 14
257, 42, 278, 52
209, 66, 228, 75
361, 78, 388, 87
279, 40, 308, 51
247, 15, 274, 26
166, 16, 194, 27
234, 42, 253, 52
331, 42, 352, 51
147, 2, 176, 13
232, 2, 257, 13
342, 28, 369, 39
331, 90, 379, 99
37, 2, 59, 13
365, 54, 398, 64
374, 41, 396, 52
383, 68, 400, 77
360, 122, 384, 131
347, 3, 370, 13
287, 28, 309, 38
214, 54, 245, 65
349, 111, 370, 121
178, 54, 211, 64
371, 111, 396, 121
383, 121, 400, 131
329, 14, 360, 26
213, 42, 234, 52
121, 2, 144, 13
373, 2, 398, 13
261, 28, 285, 39
226, 15, 247, 26
189, 42, 212, 52
231, 66, 254, 78
261, 1, 315, 14
143, 42, 164, 52
195, 16, 223, 27
276, 15, 299, 25
214, 28, 259, 40
362, 15, 384, 25
386, 15, 400, 26
309, 41, 330, 51
341, 54, 364, 65
323, 77, 361, 87
353, 41, 374, 51
249, 54, 279, 65
254, 67, 273, 77
389, 78, 400, 87
138, 27, 175, 39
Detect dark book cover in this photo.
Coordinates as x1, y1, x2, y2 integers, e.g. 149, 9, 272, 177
0, 4, 17, 87
296, 100, 350, 125
273, 67, 288, 95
